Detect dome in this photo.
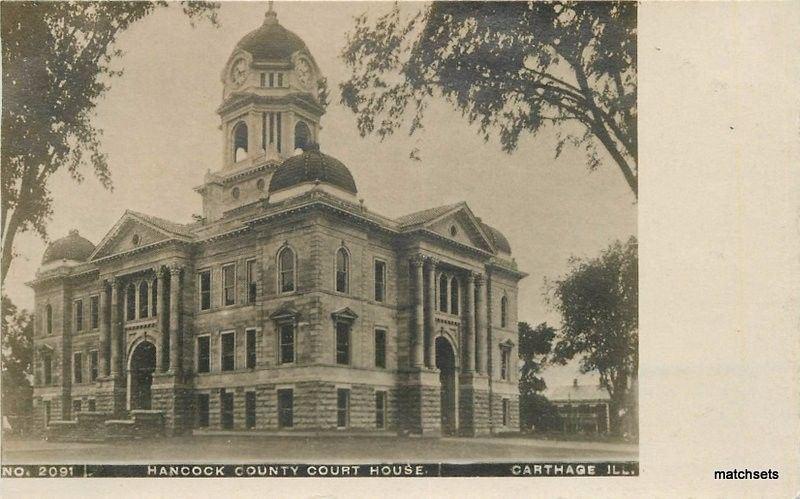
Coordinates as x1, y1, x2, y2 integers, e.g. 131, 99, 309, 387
42, 229, 95, 265
269, 145, 357, 195
480, 222, 512, 254
235, 10, 309, 62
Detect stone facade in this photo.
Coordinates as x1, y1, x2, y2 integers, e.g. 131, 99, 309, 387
28, 7, 526, 439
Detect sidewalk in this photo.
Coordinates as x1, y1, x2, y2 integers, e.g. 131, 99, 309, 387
451, 435, 638, 455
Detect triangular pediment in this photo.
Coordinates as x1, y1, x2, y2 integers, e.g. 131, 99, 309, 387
90, 211, 192, 260
421, 204, 496, 253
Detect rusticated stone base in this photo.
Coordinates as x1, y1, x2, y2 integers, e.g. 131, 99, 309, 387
458, 374, 491, 436
398, 369, 441, 436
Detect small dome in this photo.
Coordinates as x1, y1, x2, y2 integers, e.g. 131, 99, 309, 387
236, 10, 309, 62
480, 222, 512, 254
269, 145, 357, 195
42, 229, 95, 265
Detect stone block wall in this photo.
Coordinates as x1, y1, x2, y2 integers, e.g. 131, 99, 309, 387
491, 393, 520, 432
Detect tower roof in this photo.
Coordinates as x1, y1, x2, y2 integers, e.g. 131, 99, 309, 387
41, 229, 95, 265
269, 145, 357, 195
235, 8, 310, 62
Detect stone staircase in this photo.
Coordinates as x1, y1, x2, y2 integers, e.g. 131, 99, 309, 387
46, 410, 166, 442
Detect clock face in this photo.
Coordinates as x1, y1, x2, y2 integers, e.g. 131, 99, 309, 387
296, 58, 312, 89
231, 58, 248, 86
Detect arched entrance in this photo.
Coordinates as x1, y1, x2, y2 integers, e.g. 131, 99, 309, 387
436, 336, 457, 435
128, 341, 156, 410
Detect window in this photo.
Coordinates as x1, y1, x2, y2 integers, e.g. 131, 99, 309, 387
72, 399, 81, 416
375, 391, 387, 429
439, 274, 448, 312
336, 388, 350, 428
151, 278, 157, 316
246, 328, 257, 369
232, 187, 240, 199
245, 391, 256, 429
126, 284, 136, 320
374, 260, 386, 302
450, 276, 460, 315
500, 347, 511, 381
220, 390, 234, 430
88, 399, 96, 412
90, 350, 98, 381
45, 304, 52, 335
294, 121, 311, 151
90, 295, 99, 329
197, 336, 210, 373
43, 401, 51, 426
198, 270, 211, 311
276, 113, 282, 152
139, 282, 149, 318
233, 121, 248, 162
221, 332, 235, 372
374, 329, 386, 368
268, 72, 274, 87
246, 259, 257, 304
500, 296, 508, 328
277, 389, 293, 428
73, 352, 82, 384
260, 72, 266, 87
277, 72, 284, 87
222, 264, 236, 306
335, 247, 349, 293
335, 322, 350, 365
279, 323, 294, 364
74, 300, 83, 332
278, 247, 295, 293
502, 398, 510, 426
43, 352, 52, 385
197, 394, 210, 427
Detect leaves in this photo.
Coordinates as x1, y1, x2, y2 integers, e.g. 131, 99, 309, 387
339, 1, 637, 196
518, 321, 555, 396
1, 295, 33, 424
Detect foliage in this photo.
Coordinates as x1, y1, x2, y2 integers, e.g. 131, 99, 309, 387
1, 295, 34, 430
519, 393, 561, 432
548, 236, 638, 435
518, 321, 555, 396
340, 1, 637, 196
0, 1, 219, 283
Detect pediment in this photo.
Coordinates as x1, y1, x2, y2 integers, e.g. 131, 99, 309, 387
91, 211, 191, 261
331, 307, 358, 322
425, 206, 495, 253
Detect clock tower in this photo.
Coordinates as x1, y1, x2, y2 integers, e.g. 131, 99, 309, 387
197, 4, 326, 222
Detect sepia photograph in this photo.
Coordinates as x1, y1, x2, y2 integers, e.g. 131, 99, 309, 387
1, 0, 640, 478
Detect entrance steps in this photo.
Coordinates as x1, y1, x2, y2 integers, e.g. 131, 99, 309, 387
46, 410, 165, 442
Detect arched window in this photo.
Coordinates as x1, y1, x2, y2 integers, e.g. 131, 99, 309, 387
439, 274, 449, 313
139, 282, 149, 318
233, 121, 248, 162
126, 283, 136, 320
335, 247, 349, 293
294, 121, 311, 151
500, 295, 508, 328
151, 278, 158, 316
45, 304, 52, 335
450, 276, 460, 315
278, 247, 296, 293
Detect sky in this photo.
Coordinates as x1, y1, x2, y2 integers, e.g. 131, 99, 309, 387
4, 1, 636, 390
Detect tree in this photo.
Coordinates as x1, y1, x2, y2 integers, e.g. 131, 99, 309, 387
548, 236, 638, 435
517, 321, 557, 431
1, 296, 34, 432
340, 1, 637, 196
1, 1, 219, 283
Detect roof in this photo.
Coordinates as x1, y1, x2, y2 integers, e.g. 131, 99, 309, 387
236, 11, 309, 62
480, 222, 511, 253
42, 230, 95, 264
395, 203, 461, 228
547, 384, 610, 403
126, 210, 194, 239
269, 146, 357, 195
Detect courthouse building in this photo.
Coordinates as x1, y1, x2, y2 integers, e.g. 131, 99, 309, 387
28, 7, 525, 436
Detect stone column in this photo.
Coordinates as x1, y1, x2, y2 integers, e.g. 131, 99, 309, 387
425, 257, 438, 369
99, 280, 110, 377
464, 272, 475, 372
475, 273, 487, 374
155, 266, 166, 372
109, 278, 121, 378
168, 265, 182, 375
410, 255, 424, 368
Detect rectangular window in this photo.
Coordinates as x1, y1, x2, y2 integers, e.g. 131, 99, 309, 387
43, 352, 52, 385
73, 352, 82, 384
374, 260, 386, 302
43, 400, 51, 426
336, 322, 350, 365
220, 390, 234, 430
261, 112, 266, 151
374, 329, 386, 368
375, 391, 387, 429
197, 336, 210, 373
277, 72, 283, 87
502, 398, 510, 426
222, 264, 236, 306
246, 328, 257, 369
221, 332, 235, 372
501, 348, 510, 381
90, 295, 99, 329
199, 270, 211, 311
75, 300, 83, 332
260, 72, 266, 87
246, 259, 257, 304
72, 399, 81, 417
269, 113, 275, 145
268, 72, 274, 87
277, 389, 293, 428
279, 323, 294, 364
88, 399, 96, 412
245, 391, 256, 429
336, 388, 350, 428
276, 113, 282, 152
89, 350, 98, 381
197, 394, 210, 427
